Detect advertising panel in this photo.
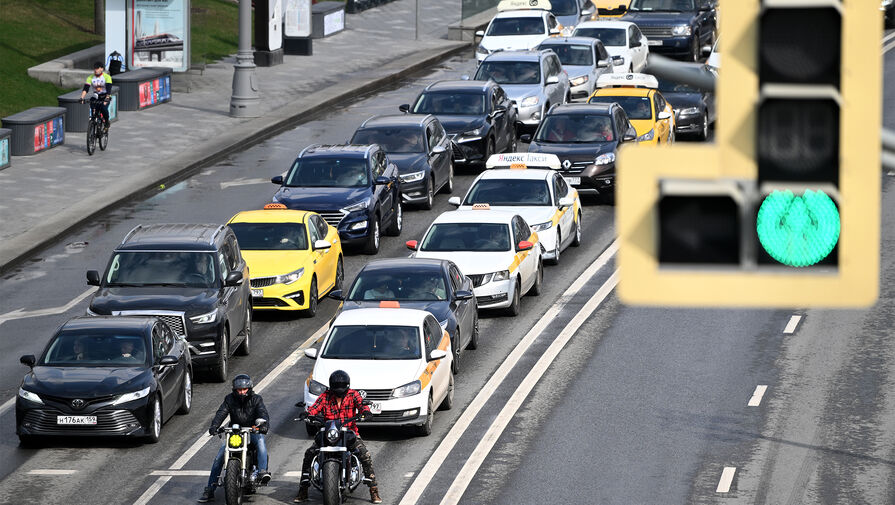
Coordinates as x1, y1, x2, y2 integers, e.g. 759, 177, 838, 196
109, 94, 119, 121
269, 0, 283, 50
0, 138, 8, 167
323, 9, 344, 36
138, 77, 172, 108
33, 117, 64, 153
128, 0, 190, 72
284, 0, 312, 37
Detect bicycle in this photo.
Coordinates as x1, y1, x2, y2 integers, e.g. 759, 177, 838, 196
82, 96, 110, 155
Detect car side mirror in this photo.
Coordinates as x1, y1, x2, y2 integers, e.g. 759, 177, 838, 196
475, 30, 485, 37
271, 175, 284, 185
455, 290, 474, 300
159, 355, 179, 366
313, 239, 332, 251
519, 134, 532, 143
86, 270, 101, 286
20, 355, 36, 368
429, 349, 448, 361
304, 348, 318, 360
517, 240, 534, 251
658, 111, 672, 120
618, 4, 627, 13
581, 7, 594, 16
597, 59, 609, 68
490, 106, 507, 119
327, 289, 343, 301
405, 240, 419, 251
546, 75, 560, 85
630, 39, 641, 48
558, 196, 574, 209
624, 125, 638, 142
375, 175, 391, 185
225, 271, 243, 287
399, 103, 410, 113
447, 196, 461, 206
612, 56, 624, 66
431, 145, 447, 155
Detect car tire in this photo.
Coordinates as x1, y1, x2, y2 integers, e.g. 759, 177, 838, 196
571, 212, 582, 247
439, 373, 454, 411
548, 229, 561, 265
505, 279, 521, 317
467, 315, 479, 350
235, 305, 251, 356
450, 332, 460, 375
530, 260, 543, 296
334, 256, 344, 291
363, 215, 380, 255
145, 395, 162, 444
303, 277, 318, 318
442, 163, 455, 194
415, 395, 434, 436
386, 202, 403, 236
422, 178, 434, 210
697, 112, 709, 141
176, 371, 192, 415
691, 35, 700, 63
483, 137, 495, 167
211, 328, 229, 383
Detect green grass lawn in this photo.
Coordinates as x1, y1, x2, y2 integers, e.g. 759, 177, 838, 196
0, 0, 240, 119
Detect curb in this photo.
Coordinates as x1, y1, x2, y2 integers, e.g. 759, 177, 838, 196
0, 41, 471, 275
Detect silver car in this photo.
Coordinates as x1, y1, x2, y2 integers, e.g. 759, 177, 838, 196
471, 49, 571, 133
537, 37, 620, 101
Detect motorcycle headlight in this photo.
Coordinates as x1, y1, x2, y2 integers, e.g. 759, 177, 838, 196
476, 44, 490, 55
520, 96, 539, 108
400, 171, 425, 183
671, 25, 692, 36
531, 221, 553, 232
308, 379, 328, 396
569, 75, 589, 87
342, 200, 369, 213
190, 309, 217, 325
112, 386, 150, 405
326, 428, 340, 444
594, 152, 616, 166
637, 129, 655, 142
392, 380, 422, 398
679, 107, 700, 116
276, 268, 304, 285
18, 388, 43, 405
228, 433, 244, 448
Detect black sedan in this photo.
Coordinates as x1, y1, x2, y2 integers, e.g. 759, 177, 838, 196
328, 258, 477, 374
656, 75, 715, 141
16, 316, 192, 445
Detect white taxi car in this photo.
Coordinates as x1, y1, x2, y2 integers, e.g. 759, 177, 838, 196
448, 153, 581, 264
302, 305, 453, 436
476, 0, 563, 63
407, 208, 543, 315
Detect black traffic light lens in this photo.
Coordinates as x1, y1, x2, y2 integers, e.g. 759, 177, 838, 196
758, 98, 839, 185
659, 196, 740, 264
759, 7, 840, 87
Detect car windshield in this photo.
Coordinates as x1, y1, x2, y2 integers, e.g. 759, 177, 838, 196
474, 61, 541, 85
486, 17, 545, 36
550, 0, 578, 16
656, 78, 701, 93
40, 332, 150, 367
322, 325, 421, 360
413, 92, 486, 115
351, 127, 425, 153
420, 222, 511, 252
628, 0, 695, 11
285, 157, 369, 187
535, 114, 616, 143
229, 222, 309, 250
538, 43, 594, 66
572, 27, 626, 46
348, 270, 448, 301
464, 179, 552, 206
104, 251, 217, 287
589, 95, 653, 119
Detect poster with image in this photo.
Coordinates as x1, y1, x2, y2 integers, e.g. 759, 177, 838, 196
33, 117, 64, 153
0, 138, 8, 167
284, 0, 311, 38
128, 0, 190, 72
138, 77, 172, 108
269, 0, 283, 50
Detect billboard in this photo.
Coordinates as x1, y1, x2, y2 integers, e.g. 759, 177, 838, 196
128, 0, 190, 72
33, 117, 64, 153
284, 0, 311, 38
138, 77, 172, 108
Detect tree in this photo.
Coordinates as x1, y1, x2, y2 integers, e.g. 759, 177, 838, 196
95, 0, 105, 35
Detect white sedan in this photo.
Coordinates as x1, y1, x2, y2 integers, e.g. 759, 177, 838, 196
572, 20, 649, 73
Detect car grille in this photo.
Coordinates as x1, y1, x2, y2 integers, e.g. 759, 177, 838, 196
115, 311, 187, 337
314, 211, 347, 227
41, 394, 116, 409
558, 160, 593, 174
251, 276, 278, 288
468, 274, 487, 287
640, 26, 675, 39
22, 409, 140, 433
597, 6, 626, 15
358, 389, 392, 401
252, 297, 289, 307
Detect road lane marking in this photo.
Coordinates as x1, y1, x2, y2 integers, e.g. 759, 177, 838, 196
748, 385, 768, 407
783, 315, 802, 334
716, 467, 737, 493
437, 271, 618, 505
0, 397, 14, 417
149, 470, 209, 477
883, 31, 895, 46
283, 471, 304, 477
27, 469, 78, 475
886, 40, 895, 54
219, 177, 273, 190
133, 476, 172, 505
0, 288, 94, 327
397, 239, 618, 505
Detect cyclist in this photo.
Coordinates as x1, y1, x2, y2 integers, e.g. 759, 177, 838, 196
79, 61, 113, 133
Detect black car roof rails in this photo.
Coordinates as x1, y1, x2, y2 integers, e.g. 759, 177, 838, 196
547, 103, 560, 114
359, 115, 380, 128
121, 224, 144, 244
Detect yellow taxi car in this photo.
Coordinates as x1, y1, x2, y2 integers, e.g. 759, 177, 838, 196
589, 0, 632, 18
227, 204, 343, 315
587, 73, 675, 146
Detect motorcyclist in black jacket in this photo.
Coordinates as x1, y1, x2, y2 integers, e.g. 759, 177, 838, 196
198, 374, 271, 503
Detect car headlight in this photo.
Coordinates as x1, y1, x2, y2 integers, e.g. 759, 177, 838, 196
594, 152, 616, 165
569, 75, 589, 87
400, 171, 425, 183
672, 25, 692, 36
637, 129, 655, 142
479, 270, 511, 285
190, 309, 217, 325
111, 386, 151, 405
461, 127, 483, 137
342, 200, 369, 213
275, 268, 305, 285
393, 380, 422, 398
476, 44, 489, 55
308, 379, 328, 396
520, 96, 539, 108
531, 221, 553, 232
349, 221, 368, 231
679, 107, 700, 116
18, 388, 43, 405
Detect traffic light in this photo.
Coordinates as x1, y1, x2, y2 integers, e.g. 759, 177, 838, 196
616, 0, 881, 308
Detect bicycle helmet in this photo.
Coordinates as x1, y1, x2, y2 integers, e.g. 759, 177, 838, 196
232, 374, 253, 398
329, 370, 350, 398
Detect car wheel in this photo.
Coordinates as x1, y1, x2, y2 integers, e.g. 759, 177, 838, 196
698, 112, 709, 141
386, 202, 403, 236
451, 332, 460, 375
442, 163, 455, 194
467, 315, 479, 350
145, 395, 162, 444
334, 256, 344, 291
530, 260, 543, 296
505, 279, 521, 316
571, 212, 582, 247
508, 135, 517, 152
363, 215, 380, 255
548, 229, 561, 265
484, 137, 495, 167
691, 35, 700, 62
211, 328, 228, 383
439, 373, 454, 411
303, 277, 318, 318
415, 395, 434, 436
176, 371, 192, 415
422, 178, 434, 210
235, 305, 251, 356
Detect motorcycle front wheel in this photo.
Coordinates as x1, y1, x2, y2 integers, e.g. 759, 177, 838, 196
322, 459, 341, 505
224, 459, 244, 505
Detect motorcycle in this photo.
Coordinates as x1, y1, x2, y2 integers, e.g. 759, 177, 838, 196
216, 419, 268, 505
296, 402, 370, 505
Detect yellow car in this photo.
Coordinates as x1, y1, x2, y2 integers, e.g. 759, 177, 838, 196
589, 0, 632, 18
587, 73, 675, 146
227, 204, 343, 315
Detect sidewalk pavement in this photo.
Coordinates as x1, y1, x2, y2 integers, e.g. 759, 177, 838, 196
0, 0, 470, 272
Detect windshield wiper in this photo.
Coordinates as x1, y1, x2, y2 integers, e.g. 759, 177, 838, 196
107, 283, 144, 287
142, 282, 190, 287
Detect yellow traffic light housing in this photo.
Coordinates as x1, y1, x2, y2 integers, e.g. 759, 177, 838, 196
616, 0, 881, 308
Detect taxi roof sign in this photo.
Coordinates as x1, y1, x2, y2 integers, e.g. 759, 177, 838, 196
379, 301, 401, 308
485, 152, 561, 170
263, 203, 288, 209
497, 0, 552, 12
471, 203, 492, 210
596, 73, 659, 90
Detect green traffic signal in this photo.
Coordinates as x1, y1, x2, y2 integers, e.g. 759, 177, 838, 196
756, 189, 840, 267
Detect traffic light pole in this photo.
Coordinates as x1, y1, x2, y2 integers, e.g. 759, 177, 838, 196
230, 0, 261, 117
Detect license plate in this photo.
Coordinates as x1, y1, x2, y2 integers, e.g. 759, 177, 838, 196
251, 289, 263, 297
647, 40, 662, 46
567, 177, 581, 186
57, 415, 97, 425
368, 402, 382, 415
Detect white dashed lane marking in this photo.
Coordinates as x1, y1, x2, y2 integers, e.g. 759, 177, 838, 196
783, 315, 802, 334
747, 385, 768, 407
716, 467, 737, 493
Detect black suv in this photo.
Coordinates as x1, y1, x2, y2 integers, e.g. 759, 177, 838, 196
86, 223, 252, 382
525, 103, 636, 198
622, 0, 717, 62
271, 144, 403, 255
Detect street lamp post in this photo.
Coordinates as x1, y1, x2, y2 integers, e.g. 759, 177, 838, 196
230, 0, 260, 117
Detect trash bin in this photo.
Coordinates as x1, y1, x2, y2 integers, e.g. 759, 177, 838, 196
311, 2, 345, 39
57, 86, 120, 133
0, 128, 10, 170
113, 68, 173, 111
1, 107, 66, 156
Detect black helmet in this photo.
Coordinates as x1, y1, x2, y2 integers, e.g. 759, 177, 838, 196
232, 374, 253, 398
329, 370, 350, 398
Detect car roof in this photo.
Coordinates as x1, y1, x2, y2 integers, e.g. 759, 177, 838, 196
331, 307, 434, 327
575, 20, 634, 29
432, 209, 518, 225
117, 223, 226, 251
550, 103, 614, 115
539, 37, 598, 46
360, 258, 448, 273
228, 208, 312, 224
359, 114, 432, 129
493, 9, 548, 18
299, 144, 374, 158
62, 316, 155, 333
483, 50, 547, 62
424, 80, 493, 93
476, 168, 556, 181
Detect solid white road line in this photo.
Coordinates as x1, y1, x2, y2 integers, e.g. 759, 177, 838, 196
282, 471, 304, 477
132, 476, 172, 505
783, 315, 802, 334
0, 397, 15, 417
149, 470, 210, 477
27, 469, 78, 475
397, 240, 618, 505
437, 271, 619, 505
219, 177, 274, 190
716, 467, 737, 493
885, 39, 895, 55
0, 287, 94, 326
748, 385, 768, 407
